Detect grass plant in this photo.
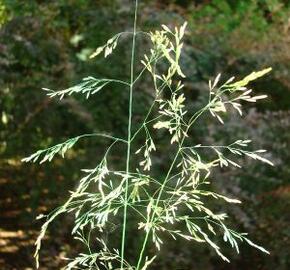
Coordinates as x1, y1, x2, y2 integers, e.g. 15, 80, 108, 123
23, 1, 273, 269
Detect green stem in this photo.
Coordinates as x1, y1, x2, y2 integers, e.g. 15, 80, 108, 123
136, 147, 180, 270
107, 78, 131, 86
120, 0, 138, 269
136, 105, 211, 269
79, 133, 127, 144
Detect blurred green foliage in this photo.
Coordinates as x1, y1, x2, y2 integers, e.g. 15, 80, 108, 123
0, 0, 289, 269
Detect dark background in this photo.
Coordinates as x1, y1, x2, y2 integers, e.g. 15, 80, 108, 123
0, 0, 289, 269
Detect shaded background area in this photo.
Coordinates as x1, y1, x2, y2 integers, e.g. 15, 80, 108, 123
0, 0, 289, 269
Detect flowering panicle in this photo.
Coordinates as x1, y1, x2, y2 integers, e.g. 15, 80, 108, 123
23, 15, 272, 270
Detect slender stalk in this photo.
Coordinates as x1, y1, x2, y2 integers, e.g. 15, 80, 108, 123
136, 105, 210, 269
136, 147, 180, 270
79, 133, 127, 144
121, 0, 139, 268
